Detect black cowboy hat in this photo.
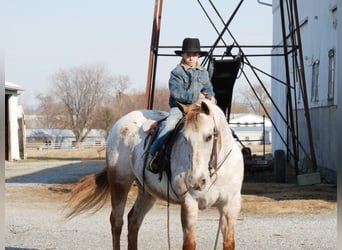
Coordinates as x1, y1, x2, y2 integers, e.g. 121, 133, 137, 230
174, 38, 208, 57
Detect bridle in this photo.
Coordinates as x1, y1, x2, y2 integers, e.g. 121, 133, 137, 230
208, 126, 218, 177
208, 120, 232, 178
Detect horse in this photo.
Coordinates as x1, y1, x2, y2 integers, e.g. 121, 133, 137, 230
66, 99, 244, 250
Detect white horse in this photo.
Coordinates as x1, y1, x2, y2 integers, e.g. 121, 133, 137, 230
66, 99, 244, 250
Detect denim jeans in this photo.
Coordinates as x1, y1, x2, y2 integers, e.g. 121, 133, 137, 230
148, 107, 183, 155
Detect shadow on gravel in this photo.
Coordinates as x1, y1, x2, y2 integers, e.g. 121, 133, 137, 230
6, 248, 38, 250
242, 182, 337, 202
242, 165, 337, 202
5, 161, 105, 184
5, 160, 337, 203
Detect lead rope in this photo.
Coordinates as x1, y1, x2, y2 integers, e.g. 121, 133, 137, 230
213, 216, 221, 250
210, 119, 227, 250
209, 124, 221, 250
167, 181, 171, 250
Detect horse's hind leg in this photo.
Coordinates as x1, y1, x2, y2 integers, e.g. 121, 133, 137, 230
127, 182, 156, 250
108, 169, 134, 250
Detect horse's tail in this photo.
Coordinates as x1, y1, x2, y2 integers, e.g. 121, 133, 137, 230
65, 167, 110, 219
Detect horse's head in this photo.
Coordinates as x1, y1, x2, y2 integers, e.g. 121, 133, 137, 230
177, 100, 223, 192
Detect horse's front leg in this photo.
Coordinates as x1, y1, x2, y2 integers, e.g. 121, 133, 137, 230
219, 195, 241, 250
220, 213, 235, 250
181, 199, 199, 250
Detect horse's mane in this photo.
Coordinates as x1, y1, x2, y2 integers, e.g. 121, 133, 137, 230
182, 100, 214, 130
181, 100, 230, 153
184, 103, 201, 129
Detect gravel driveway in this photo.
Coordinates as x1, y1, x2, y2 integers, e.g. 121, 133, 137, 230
5, 161, 337, 250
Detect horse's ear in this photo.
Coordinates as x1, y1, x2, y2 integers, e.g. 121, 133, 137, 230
176, 101, 188, 114
200, 101, 210, 115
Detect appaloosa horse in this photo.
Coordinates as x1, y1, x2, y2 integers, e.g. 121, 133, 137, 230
66, 99, 244, 250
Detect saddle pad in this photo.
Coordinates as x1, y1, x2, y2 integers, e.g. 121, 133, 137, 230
142, 119, 158, 133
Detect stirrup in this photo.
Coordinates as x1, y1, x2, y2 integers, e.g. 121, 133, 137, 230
148, 153, 160, 174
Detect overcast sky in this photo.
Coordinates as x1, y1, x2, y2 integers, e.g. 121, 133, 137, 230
5, 0, 273, 107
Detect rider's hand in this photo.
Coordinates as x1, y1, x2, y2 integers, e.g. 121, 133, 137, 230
198, 92, 206, 99
210, 96, 217, 104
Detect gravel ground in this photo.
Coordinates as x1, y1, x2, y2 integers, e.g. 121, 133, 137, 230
5, 161, 337, 250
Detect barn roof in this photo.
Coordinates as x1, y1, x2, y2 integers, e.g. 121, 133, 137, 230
229, 113, 271, 127
5, 81, 24, 95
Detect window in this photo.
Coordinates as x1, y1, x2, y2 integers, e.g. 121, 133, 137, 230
328, 49, 335, 101
45, 140, 52, 146
311, 60, 319, 102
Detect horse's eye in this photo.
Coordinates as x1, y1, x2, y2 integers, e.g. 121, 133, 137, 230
205, 135, 212, 142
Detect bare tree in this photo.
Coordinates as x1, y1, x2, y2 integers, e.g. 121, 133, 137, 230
153, 86, 170, 111
113, 74, 131, 117
51, 64, 114, 143
230, 101, 250, 114
113, 74, 131, 95
92, 86, 170, 138
35, 93, 66, 129
239, 82, 271, 116
93, 105, 117, 139
38, 71, 170, 140
86, 74, 135, 138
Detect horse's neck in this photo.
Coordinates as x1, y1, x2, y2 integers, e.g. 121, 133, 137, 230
218, 117, 235, 152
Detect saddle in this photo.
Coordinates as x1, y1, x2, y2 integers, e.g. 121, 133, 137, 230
143, 116, 185, 180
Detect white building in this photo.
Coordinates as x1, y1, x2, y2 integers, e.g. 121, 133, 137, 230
271, 0, 340, 183
5, 81, 25, 161
26, 129, 106, 149
229, 113, 272, 145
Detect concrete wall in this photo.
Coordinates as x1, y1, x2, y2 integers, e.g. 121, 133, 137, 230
296, 107, 337, 183
271, 0, 338, 183
336, 0, 342, 245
